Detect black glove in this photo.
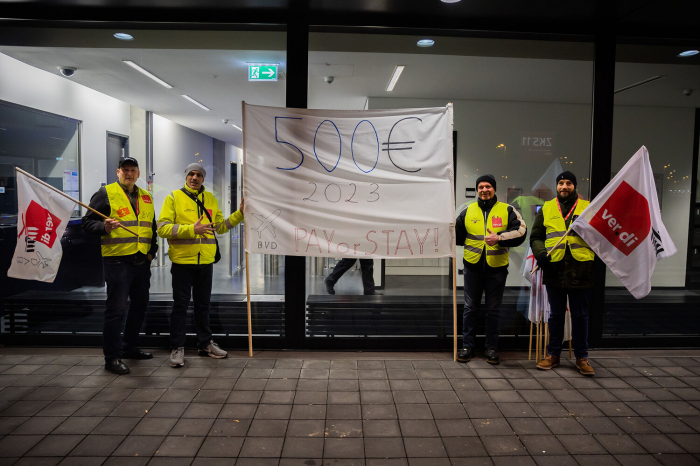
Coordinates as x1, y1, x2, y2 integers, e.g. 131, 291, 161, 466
536, 253, 551, 268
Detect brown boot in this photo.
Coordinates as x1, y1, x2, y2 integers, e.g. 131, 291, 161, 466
536, 355, 560, 370
576, 358, 595, 376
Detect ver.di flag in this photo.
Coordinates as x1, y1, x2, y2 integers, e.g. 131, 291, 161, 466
8, 169, 76, 282
570, 146, 676, 299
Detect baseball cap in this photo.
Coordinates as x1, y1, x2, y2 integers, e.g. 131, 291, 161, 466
118, 157, 139, 168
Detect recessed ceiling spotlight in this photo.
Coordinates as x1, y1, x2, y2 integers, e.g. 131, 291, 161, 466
114, 33, 134, 41
232, 124, 242, 131
181, 95, 210, 111
441, 0, 461, 2
678, 50, 699, 57
123, 60, 172, 88
417, 39, 435, 47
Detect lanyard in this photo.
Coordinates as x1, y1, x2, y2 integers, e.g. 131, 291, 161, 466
119, 185, 139, 217
556, 198, 578, 222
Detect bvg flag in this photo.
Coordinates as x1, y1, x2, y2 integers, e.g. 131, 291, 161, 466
570, 146, 676, 299
8, 169, 76, 283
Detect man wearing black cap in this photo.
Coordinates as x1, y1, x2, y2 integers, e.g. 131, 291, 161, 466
530, 171, 596, 376
83, 157, 157, 374
455, 174, 527, 364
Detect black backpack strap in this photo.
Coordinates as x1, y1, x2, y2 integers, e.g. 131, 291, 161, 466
180, 188, 213, 223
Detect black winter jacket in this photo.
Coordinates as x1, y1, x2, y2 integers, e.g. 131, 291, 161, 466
455, 196, 527, 273
529, 195, 595, 289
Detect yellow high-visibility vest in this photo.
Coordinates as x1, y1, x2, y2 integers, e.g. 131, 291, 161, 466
157, 184, 243, 265
463, 201, 510, 267
542, 198, 594, 262
101, 182, 154, 257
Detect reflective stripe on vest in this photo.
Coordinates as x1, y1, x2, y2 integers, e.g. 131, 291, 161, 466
542, 199, 594, 262
166, 188, 221, 265
101, 183, 154, 257
463, 201, 510, 267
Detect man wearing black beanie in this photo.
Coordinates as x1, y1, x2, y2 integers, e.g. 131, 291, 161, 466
529, 171, 596, 376
455, 174, 527, 364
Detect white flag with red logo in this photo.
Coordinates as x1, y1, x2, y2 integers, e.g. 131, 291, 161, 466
570, 146, 676, 299
8, 170, 76, 282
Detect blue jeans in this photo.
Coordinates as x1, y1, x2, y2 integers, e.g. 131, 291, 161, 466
545, 287, 591, 359
103, 257, 151, 361
462, 265, 507, 350
170, 263, 214, 349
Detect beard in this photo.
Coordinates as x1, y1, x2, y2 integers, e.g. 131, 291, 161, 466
557, 188, 576, 203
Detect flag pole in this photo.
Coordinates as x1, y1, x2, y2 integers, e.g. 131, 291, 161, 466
241, 101, 254, 358
452, 255, 458, 362
15, 167, 138, 237
531, 225, 573, 275
528, 321, 533, 361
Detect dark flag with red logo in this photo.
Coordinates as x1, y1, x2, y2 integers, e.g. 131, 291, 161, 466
570, 146, 676, 298
8, 170, 76, 282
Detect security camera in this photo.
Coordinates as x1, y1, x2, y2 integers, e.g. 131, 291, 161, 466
325, 76, 334, 84
683, 88, 694, 97
222, 119, 229, 125
58, 67, 76, 77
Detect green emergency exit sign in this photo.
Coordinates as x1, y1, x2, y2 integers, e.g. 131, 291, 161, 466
248, 64, 278, 81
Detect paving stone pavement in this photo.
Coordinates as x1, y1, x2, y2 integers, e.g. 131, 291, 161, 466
0, 350, 700, 466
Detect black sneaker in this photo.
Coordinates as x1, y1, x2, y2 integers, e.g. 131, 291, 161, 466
485, 349, 500, 365
457, 347, 474, 363
324, 278, 335, 295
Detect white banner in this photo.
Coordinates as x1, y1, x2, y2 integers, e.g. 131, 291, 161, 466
8, 170, 76, 282
571, 146, 676, 299
243, 104, 455, 259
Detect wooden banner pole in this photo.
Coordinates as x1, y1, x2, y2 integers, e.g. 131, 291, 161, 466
531, 226, 573, 275
544, 322, 549, 360
15, 167, 138, 236
452, 256, 458, 362
535, 322, 540, 363
569, 340, 573, 359
528, 321, 533, 361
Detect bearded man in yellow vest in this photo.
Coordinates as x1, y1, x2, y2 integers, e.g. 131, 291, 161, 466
455, 174, 527, 364
530, 171, 596, 376
82, 157, 157, 375
158, 163, 244, 368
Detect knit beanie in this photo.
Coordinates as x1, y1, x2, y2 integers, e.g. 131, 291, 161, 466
556, 171, 577, 188
184, 162, 206, 179
476, 174, 497, 191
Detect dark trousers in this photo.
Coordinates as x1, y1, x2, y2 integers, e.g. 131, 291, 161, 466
170, 263, 214, 349
326, 258, 375, 294
462, 265, 508, 350
545, 287, 591, 359
103, 258, 151, 362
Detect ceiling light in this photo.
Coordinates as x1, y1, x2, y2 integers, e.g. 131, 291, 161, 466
181, 95, 210, 111
386, 65, 405, 92
114, 33, 134, 41
678, 50, 699, 57
122, 60, 172, 88
441, 0, 461, 2
417, 39, 435, 47
232, 124, 242, 131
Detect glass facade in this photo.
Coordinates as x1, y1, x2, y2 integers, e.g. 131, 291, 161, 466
0, 18, 697, 349
603, 42, 700, 339
305, 32, 594, 345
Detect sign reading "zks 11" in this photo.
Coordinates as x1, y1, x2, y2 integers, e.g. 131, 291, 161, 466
242, 103, 456, 259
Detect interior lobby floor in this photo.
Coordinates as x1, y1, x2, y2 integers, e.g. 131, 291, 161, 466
0, 348, 699, 466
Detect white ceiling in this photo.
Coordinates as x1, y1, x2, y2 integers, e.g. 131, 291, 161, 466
1, 43, 698, 148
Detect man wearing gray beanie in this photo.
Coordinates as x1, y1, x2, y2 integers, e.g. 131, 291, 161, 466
455, 174, 527, 364
158, 163, 244, 368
